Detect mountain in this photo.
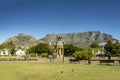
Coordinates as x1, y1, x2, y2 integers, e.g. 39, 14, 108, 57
3, 31, 116, 48
38, 31, 116, 47
3, 33, 38, 48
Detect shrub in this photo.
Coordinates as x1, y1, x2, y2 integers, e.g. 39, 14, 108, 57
40, 53, 48, 58
30, 53, 36, 57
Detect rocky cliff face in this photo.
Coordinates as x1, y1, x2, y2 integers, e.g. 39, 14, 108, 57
39, 31, 115, 47
4, 33, 38, 48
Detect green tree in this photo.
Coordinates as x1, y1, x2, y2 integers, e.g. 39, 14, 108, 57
0, 44, 4, 50
104, 41, 113, 54
113, 41, 120, 55
104, 40, 120, 56
64, 44, 75, 56
36, 43, 50, 54
26, 46, 36, 54
72, 48, 93, 60
89, 42, 99, 48
26, 43, 50, 55
64, 44, 82, 56
2, 41, 16, 55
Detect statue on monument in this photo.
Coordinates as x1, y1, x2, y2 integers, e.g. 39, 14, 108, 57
55, 36, 64, 58
57, 36, 62, 41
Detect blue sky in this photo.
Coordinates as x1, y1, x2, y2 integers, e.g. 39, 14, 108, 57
0, 0, 120, 44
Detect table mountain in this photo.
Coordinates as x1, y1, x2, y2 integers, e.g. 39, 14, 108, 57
39, 31, 116, 47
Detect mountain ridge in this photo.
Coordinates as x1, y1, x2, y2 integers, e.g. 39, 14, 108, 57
3, 31, 116, 47
38, 31, 115, 47
3, 33, 38, 48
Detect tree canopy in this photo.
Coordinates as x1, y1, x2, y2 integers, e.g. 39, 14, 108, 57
0, 41, 16, 55
26, 43, 51, 54
89, 42, 99, 48
72, 48, 93, 60
64, 44, 82, 56
104, 41, 120, 56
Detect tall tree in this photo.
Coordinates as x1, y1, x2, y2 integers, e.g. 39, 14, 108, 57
64, 44, 75, 56
1, 41, 16, 55
104, 41, 120, 56
64, 44, 82, 56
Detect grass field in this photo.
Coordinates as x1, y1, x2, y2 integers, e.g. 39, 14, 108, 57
0, 62, 120, 80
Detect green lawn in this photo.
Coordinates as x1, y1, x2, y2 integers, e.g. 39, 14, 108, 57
0, 62, 120, 80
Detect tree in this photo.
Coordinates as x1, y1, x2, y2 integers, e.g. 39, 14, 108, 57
26, 45, 36, 54
113, 41, 120, 55
64, 44, 75, 56
89, 42, 99, 48
72, 48, 93, 60
0, 44, 4, 50
104, 41, 113, 54
64, 44, 82, 56
104, 41, 120, 56
36, 43, 50, 54
1, 41, 16, 55
26, 43, 50, 55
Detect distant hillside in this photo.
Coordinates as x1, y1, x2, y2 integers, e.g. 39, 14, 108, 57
3, 31, 117, 48
3, 33, 38, 48
38, 31, 116, 47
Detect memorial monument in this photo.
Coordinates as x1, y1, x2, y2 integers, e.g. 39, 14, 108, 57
55, 36, 64, 58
